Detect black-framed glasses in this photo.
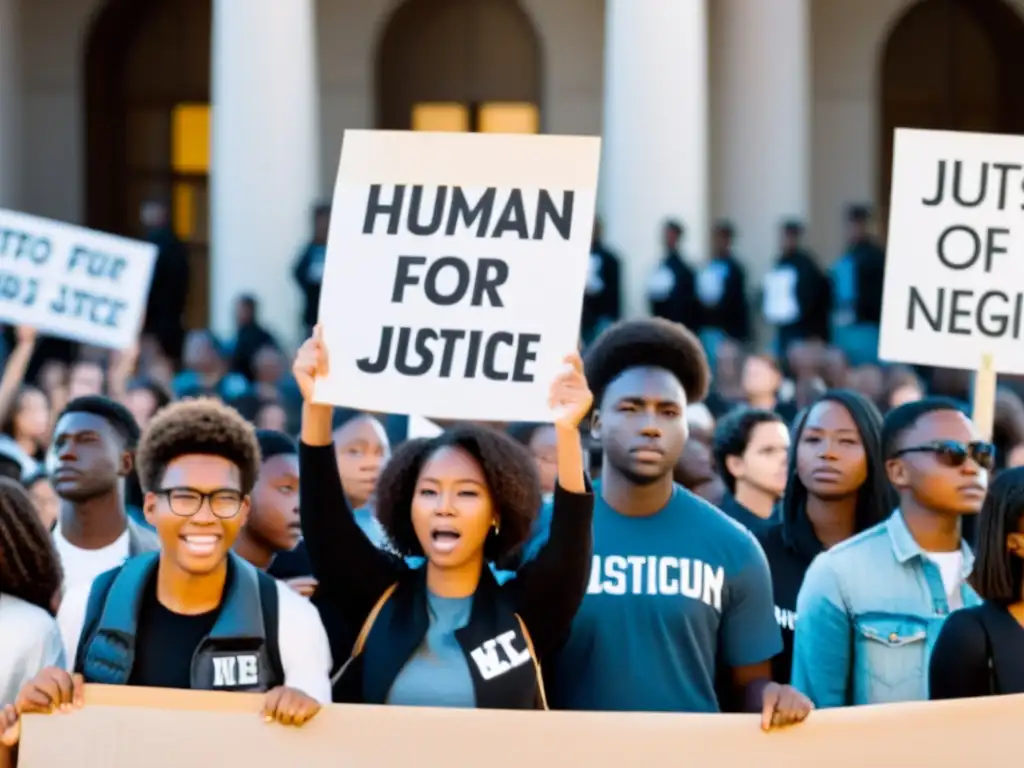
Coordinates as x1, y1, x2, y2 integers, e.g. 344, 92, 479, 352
891, 440, 995, 470
156, 487, 244, 519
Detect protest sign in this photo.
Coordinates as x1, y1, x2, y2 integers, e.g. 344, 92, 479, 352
407, 415, 444, 440
312, 129, 601, 422
18, 684, 1024, 767
0, 209, 156, 349
881, 128, 1024, 375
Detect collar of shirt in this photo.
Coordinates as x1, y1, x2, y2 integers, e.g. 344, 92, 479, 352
886, 508, 975, 580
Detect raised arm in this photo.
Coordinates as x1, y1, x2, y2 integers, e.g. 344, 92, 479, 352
505, 354, 594, 658
0, 327, 36, 425
295, 329, 403, 627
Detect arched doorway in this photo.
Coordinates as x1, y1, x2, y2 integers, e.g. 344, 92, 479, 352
878, 0, 1024, 216
85, 0, 212, 328
376, 0, 542, 133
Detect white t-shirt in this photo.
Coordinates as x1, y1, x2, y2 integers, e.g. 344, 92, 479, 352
53, 525, 131, 593
58, 577, 333, 703
0, 593, 64, 705
926, 550, 965, 611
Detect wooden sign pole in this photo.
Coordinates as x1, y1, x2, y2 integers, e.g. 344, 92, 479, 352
971, 353, 997, 442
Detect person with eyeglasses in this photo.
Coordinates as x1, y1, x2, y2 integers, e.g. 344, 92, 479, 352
791, 397, 989, 707
3, 398, 331, 757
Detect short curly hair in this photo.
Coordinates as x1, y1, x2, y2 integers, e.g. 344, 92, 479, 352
59, 395, 141, 449
375, 424, 541, 562
584, 318, 710, 408
135, 398, 261, 494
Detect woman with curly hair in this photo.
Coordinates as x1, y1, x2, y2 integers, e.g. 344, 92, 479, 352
5, 398, 331, 754
294, 326, 594, 709
0, 478, 63, 706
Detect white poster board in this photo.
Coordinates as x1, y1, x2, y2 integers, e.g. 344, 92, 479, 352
880, 128, 1024, 373
313, 130, 601, 421
0, 209, 157, 349
407, 415, 444, 440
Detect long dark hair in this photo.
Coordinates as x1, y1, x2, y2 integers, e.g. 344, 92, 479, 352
0, 477, 63, 614
973, 466, 1024, 605
781, 390, 897, 545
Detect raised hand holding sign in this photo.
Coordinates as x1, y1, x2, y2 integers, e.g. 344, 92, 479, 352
548, 352, 592, 430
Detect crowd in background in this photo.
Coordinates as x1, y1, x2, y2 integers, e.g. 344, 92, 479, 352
0, 194, 1022, 765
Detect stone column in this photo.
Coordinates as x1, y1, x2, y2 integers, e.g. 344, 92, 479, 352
210, 0, 320, 346
601, 0, 710, 318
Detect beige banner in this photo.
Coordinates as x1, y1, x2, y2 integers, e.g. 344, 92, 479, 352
19, 684, 1020, 767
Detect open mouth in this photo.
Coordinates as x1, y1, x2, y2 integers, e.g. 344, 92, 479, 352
430, 529, 461, 554
180, 534, 221, 557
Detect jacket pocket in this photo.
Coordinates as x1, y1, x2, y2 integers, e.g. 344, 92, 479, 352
853, 613, 928, 703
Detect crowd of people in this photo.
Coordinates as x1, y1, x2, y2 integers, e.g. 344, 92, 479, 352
0, 199, 1021, 765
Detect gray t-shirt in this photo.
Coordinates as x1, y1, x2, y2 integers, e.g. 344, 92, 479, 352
386, 591, 475, 708
533, 483, 781, 712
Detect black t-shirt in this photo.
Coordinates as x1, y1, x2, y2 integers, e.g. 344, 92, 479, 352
930, 602, 1024, 699
719, 494, 776, 538
268, 540, 313, 580
756, 519, 822, 684
127, 576, 221, 689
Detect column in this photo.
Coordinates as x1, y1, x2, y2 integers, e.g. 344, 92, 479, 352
0, 0, 21, 209
710, 0, 810, 281
210, 0, 319, 346
601, 0, 709, 319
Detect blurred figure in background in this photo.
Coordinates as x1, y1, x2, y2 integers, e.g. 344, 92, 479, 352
713, 408, 789, 534
293, 204, 332, 338
139, 200, 190, 365
580, 218, 622, 347
696, 220, 750, 370
508, 422, 558, 500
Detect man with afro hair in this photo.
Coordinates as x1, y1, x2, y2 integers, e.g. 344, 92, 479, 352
534, 318, 812, 727
11, 398, 331, 740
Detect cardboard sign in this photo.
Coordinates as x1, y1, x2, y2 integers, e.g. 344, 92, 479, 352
880, 128, 1024, 373
17, 685, 1024, 767
0, 209, 156, 349
313, 130, 601, 422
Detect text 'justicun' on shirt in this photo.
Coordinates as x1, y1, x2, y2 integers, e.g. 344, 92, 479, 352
528, 482, 782, 713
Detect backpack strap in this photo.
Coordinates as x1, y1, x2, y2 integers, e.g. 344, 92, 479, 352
73, 567, 123, 675
257, 572, 285, 687
514, 613, 549, 711
330, 583, 398, 687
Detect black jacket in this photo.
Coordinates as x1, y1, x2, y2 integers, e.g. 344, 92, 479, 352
299, 442, 594, 708
75, 552, 283, 691
756, 517, 823, 684
697, 254, 750, 342
648, 251, 700, 332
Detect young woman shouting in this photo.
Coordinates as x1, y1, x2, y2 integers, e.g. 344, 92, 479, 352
294, 327, 594, 709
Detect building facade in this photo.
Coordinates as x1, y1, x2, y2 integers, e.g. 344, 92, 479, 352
0, 0, 1020, 344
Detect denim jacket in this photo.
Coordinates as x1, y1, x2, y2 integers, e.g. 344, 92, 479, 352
790, 510, 979, 707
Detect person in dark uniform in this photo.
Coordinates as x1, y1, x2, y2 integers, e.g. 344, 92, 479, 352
647, 220, 699, 332
831, 205, 886, 366
580, 218, 622, 347
762, 220, 831, 359
696, 220, 750, 369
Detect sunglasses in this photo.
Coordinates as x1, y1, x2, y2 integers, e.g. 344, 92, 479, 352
892, 440, 995, 470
